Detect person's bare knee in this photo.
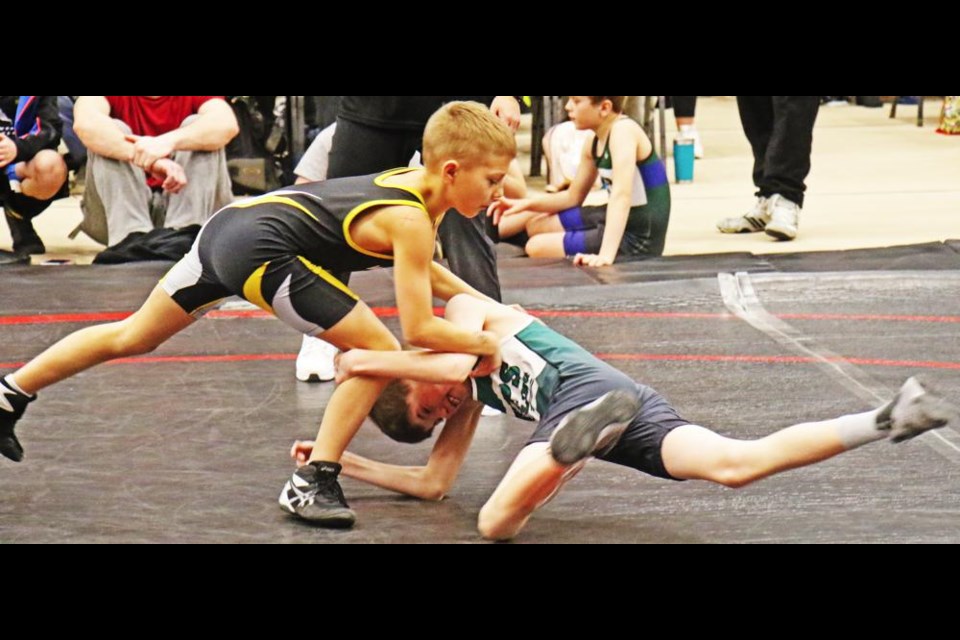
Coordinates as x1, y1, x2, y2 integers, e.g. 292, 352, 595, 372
662, 425, 761, 488
31, 150, 67, 181
110, 320, 163, 357
23, 150, 67, 199
699, 440, 765, 488
525, 234, 557, 258
477, 502, 520, 541
711, 456, 755, 488
696, 446, 759, 488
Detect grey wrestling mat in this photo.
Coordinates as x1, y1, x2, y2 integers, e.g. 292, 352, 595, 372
1, 255, 958, 543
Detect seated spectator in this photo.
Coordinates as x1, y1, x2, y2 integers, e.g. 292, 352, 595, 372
542, 120, 593, 193
491, 96, 670, 266
74, 96, 238, 263
0, 96, 68, 266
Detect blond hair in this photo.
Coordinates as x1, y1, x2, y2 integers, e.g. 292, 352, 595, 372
422, 101, 517, 169
588, 96, 628, 113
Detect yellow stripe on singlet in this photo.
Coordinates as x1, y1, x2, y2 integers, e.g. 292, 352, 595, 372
297, 257, 359, 301
342, 168, 432, 261
242, 262, 274, 313
229, 195, 319, 222
374, 168, 428, 207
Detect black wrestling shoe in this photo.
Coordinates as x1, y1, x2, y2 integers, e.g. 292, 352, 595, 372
0, 377, 35, 462
6, 207, 45, 255
278, 461, 356, 528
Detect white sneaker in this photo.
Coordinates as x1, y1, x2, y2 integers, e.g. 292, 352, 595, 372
764, 194, 800, 241
296, 336, 338, 383
717, 197, 770, 234
679, 125, 704, 159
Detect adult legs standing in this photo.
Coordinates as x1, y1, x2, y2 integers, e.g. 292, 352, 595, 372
718, 96, 819, 240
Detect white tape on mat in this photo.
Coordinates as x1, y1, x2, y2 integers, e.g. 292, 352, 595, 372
718, 271, 960, 462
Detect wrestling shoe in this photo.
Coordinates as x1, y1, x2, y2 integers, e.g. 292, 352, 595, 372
279, 461, 356, 528
876, 377, 960, 443
549, 389, 640, 465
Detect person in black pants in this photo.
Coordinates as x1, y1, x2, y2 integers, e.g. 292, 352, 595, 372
327, 96, 520, 299
717, 96, 820, 242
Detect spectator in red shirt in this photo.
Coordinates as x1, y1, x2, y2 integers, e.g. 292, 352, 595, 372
74, 96, 238, 262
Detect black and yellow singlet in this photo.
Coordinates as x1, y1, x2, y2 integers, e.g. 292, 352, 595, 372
161, 168, 435, 333
224, 167, 431, 273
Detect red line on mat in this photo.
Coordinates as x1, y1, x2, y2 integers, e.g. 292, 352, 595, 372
2, 353, 958, 371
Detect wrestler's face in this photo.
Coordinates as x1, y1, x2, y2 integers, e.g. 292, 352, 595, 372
406, 380, 471, 430
565, 96, 606, 130
446, 155, 512, 217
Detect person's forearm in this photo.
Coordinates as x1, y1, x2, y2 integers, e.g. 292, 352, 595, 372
347, 350, 477, 383
597, 196, 631, 261
340, 400, 481, 501
406, 316, 497, 356
528, 190, 580, 214
340, 451, 445, 500
165, 114, 238, 151
75, 111, 134, 161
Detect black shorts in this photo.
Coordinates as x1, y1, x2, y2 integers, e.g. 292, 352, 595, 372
557, 205, 651, 260
527, 374, 689, 480
161, 206, 360, 335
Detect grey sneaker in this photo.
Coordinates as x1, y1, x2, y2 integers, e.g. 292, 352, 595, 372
717, 197, 770, 234
279, 461, 356, 528
549, 390, 640, 465
876, 377, 960, 443
764, 194, 800, 241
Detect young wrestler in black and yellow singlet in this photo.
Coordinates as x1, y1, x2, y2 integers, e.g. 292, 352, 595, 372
163, 168, 436, 333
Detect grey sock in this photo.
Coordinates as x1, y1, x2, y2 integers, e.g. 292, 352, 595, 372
836, 408, 886, 450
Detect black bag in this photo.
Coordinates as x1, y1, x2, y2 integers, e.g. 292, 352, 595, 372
92, 226, 201, 264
